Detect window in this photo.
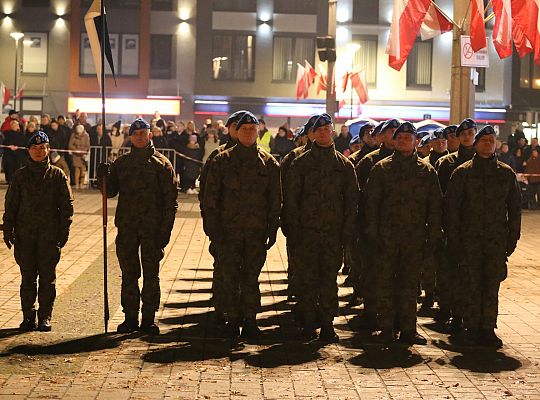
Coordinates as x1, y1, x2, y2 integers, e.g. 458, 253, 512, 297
150, 35, 175, 79
274, 0, 317, 14
406, 40, 432, 89
352, 36, 378, 87
80, 33, 139, 77
475, 67, 486, 92
152, 0, 176, 11
212, 33, 255, 80
353, 0, 379, 24
213, 0, 256, 12
273, 36, 315, 81
520, 54, 540, 89
21, 0, 50, 6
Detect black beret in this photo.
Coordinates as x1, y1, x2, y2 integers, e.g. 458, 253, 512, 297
443, 125, 458, 136
359, 122, 375, 137
27, 131, 49, 148
129, 118, 150, 135
293, 126, 305, 141
381, 118, 400, 133
456, 118, 477, 136
473, 125, 496, 145
312, 113, 333, 132
371, 121, 385, 137
432, 127, 447, 140
392, 122, 417, 139
225, 110, 247, 127
303, 114, 320, 134
236, 111, 259, 129
417, 134, 432, 148
350, 135, 361, 146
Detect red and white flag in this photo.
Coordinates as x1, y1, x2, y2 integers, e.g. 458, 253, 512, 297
533, 0, 540, 64
304, 60, 317, 88
492, 0, 513, 59
15, 82, 26, 99
386, 0, 432, 71
350, 70, 369, 104
315, 63, 327, 94
470, 0, 487, 51
419, 2, 454, 40
295, 63, 308, 100
0, 82, 10, 105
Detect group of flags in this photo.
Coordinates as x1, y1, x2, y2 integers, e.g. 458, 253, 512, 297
295, 60, 369, 110
387, 0, 540, 71
1, 82, 25, 106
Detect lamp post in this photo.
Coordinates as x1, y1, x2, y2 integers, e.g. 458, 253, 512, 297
346, 43, 360, 120
10, 32, 24, 111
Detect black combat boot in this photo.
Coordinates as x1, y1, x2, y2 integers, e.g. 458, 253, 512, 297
373, 329, 394, 344
434, 305, 451, 323
19, 311, 37, 331
399, 330, 427, 345
301, 317, 317, 341
37, 317, 52, 332
213, 310, 227, 326
319, 323, 339, 343
462, 328, 481, 346
140, 312, 160, 335
241, 317, 262, 338
481, 329, 503, 348
419, 292, 434, 312
226, 318, 241, 338
117, 314, 139, 334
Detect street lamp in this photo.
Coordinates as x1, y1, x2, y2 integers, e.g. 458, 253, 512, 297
10, 32, 24, 111
346, 43, 360, 119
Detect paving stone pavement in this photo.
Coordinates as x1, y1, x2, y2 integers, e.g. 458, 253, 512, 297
0, 188, 539, 400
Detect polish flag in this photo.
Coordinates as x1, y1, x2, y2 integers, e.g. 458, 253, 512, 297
341, 70, 350, 93
0, 82, 10, 105
386, 0, 432, 71
350, 70, 369, 104
296, 63, 309, 100
492, 0, 513, 59
15, 82, 26, 99
470, 0, 487, 52
530, 0, 540, 64
419, 2, 454, 41
315, 64, 327, 94
304, 60, 317, 87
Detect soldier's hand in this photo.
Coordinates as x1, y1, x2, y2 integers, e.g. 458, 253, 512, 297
56, 235, 69, 249
3, 232, 14, 249
265, 230, 277, 250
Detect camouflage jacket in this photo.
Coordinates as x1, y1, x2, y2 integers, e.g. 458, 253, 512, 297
203, 143, 281, 236
279, 141, 312, 236
354, 144, 378, 166
3, 158, 73, 240
435, 145, 475, 193
364, 151, 442, 244
198, 139, 236, 210
355, 144, 394, 189
424, 150, 449, 168
445, 155, 521, 255
283, 143, 359, 238
106, 144, 178, 235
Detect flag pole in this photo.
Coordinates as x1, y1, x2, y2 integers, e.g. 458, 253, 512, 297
100, 0, 109, 334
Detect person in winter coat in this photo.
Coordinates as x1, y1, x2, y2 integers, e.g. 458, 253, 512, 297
203, 128, 221, 163
151, 126, 169, 149
270, 126, 295, 160
110, 121, 125, 161
524, 149, 540, 208
182, 134, 204, 194
68, 125, 91, 189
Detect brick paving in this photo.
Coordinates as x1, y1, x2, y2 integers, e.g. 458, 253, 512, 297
0, 188, 539, 399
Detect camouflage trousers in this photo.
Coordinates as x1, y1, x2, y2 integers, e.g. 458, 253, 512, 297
360, 244, 377, 319
296, 232, 342, 323
460, 250, 506, 330
14, 237, 61, 320
286, 241, 300, 296
216, 230, 267, 321
377, 242, 422, 333
116, 228, 164, 318
421, 246, 436, 295
344, 234, 363, 295
209, 241, 225, 313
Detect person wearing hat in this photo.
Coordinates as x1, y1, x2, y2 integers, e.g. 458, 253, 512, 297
1, 109, 24, 133
417, 133, 432, 158
364, 122, 442, 345
424, 128, 449, 167
280, 115, 318, 303
354, 118, 399, 331
445, 125, 521, 347
348, 122, 376, 167
284, 113, 359, 342
3, 131, 74, 332
203, 111, 281, 338
97, 118, 178, 335
445, 125, 460, 152
198, 110, 245, 325
434, 118, 477, 329
67, 124, 90, 189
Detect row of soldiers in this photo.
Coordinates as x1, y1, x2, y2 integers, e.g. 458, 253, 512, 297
199, 111, 521, 347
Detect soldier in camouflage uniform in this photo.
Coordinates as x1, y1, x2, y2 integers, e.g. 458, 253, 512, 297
280, 115, 318, 301
424, 128, 449, 167
355, 118, 399, 330
445, 125, 521, 347
98, 118, 178, 335
199, 110, 245, 324
364, 122, 442, 345
417, 134, 432, 158
3, 131, 74, 332
348, 122, 375, 167
203, 112, 281, 338
446, 125, 460, 153
434, 119, 477, 328
284, 113, 359, 342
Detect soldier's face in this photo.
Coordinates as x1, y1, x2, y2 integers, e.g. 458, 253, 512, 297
28, 143, 50, 162
475, 134, 496, 158
447, 133, 460, 151
131, 129, 151, 148
237, 123, 258, 147
228, 122, 238, 140
381, 129, 396, 149
395, 132, 416, 155
460, 128, 476, 147
314, 124, 334, 147
432, 138, 447, 153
